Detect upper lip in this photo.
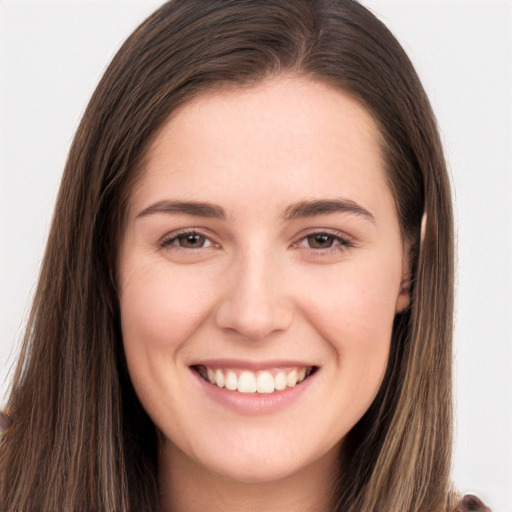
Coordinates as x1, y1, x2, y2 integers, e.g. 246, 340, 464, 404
189, 359, 317, 371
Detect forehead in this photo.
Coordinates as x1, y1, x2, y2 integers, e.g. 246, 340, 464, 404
130, 76, 390, 218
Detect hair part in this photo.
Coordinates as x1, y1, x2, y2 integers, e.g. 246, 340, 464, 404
1, 1, 455, 511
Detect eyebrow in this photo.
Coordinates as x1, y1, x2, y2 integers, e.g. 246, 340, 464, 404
136, 200, 226, 219
283, 198, 375, 223
136, 198, 375, 223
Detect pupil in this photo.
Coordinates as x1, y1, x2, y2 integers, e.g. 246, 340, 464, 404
309, 234, 333, 248
181, 234, 203, 247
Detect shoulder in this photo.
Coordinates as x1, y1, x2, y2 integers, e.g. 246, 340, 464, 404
454, 494, 492, 512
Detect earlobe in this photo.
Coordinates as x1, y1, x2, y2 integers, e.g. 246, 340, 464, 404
395, 242, 412, 313
395, 276, 411, 313
395, 212, 425, 314
399, 276, 411, 295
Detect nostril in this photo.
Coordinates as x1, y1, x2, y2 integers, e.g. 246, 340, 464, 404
215, 298, 293, 341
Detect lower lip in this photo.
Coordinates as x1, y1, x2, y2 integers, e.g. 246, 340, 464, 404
190, 369, 316, 415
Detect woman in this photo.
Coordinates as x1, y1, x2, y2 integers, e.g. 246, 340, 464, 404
0, 1, 490, 511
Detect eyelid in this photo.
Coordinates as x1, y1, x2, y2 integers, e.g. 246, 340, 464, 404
291, 228, 355, 252
157, 227, 354, 254
159, 228, 219, 250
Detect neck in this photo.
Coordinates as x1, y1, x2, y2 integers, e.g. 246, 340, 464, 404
158, 441, 339, 512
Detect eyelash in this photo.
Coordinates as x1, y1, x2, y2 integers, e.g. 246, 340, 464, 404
160, 229, 353, 255
160, 230, 217, 251
292, 231, 354, 255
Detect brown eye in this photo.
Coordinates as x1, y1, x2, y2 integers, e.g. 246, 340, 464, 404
177, 233, 207, 248
307, 233, 335, 249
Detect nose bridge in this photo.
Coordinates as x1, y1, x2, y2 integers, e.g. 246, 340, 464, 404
214, 243, 293, 340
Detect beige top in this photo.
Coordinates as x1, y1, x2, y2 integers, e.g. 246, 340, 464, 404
455, 494, 491, 512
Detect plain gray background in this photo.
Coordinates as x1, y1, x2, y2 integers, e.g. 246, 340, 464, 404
1, 1, 511, 509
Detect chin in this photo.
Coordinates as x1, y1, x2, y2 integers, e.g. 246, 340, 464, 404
163, 422, 341, 487
219, 452, 309, 483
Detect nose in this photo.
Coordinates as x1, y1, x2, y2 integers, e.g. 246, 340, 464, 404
214, 250, 293, 341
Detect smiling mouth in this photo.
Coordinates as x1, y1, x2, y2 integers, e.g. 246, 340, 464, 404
191, 365, 318, 394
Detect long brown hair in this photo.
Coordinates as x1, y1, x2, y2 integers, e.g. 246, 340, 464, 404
0, 1, 455, 510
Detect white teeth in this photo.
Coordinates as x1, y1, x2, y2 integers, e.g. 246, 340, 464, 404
202, 366, 312, 394
225, 370, 237, 391
215, 369, 225, 388
274, 371, 287, 391
256, 371, 275, 394
238, 371, 257, 393
286, 370, 298, 388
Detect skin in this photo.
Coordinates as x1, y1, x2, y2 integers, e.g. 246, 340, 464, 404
118, 76, 410, 512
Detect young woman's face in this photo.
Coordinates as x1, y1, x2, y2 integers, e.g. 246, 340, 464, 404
119, 77, 409, 484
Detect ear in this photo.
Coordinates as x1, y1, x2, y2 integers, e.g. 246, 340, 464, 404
395, 213, 426, 314
395, 245, 411, 314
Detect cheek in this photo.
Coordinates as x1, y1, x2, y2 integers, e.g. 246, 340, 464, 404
119, 262, 215, 366
284, 272, 397, 441
297, 261, 399, 402
300, 262, 399, 345
119, 262, 220, 430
